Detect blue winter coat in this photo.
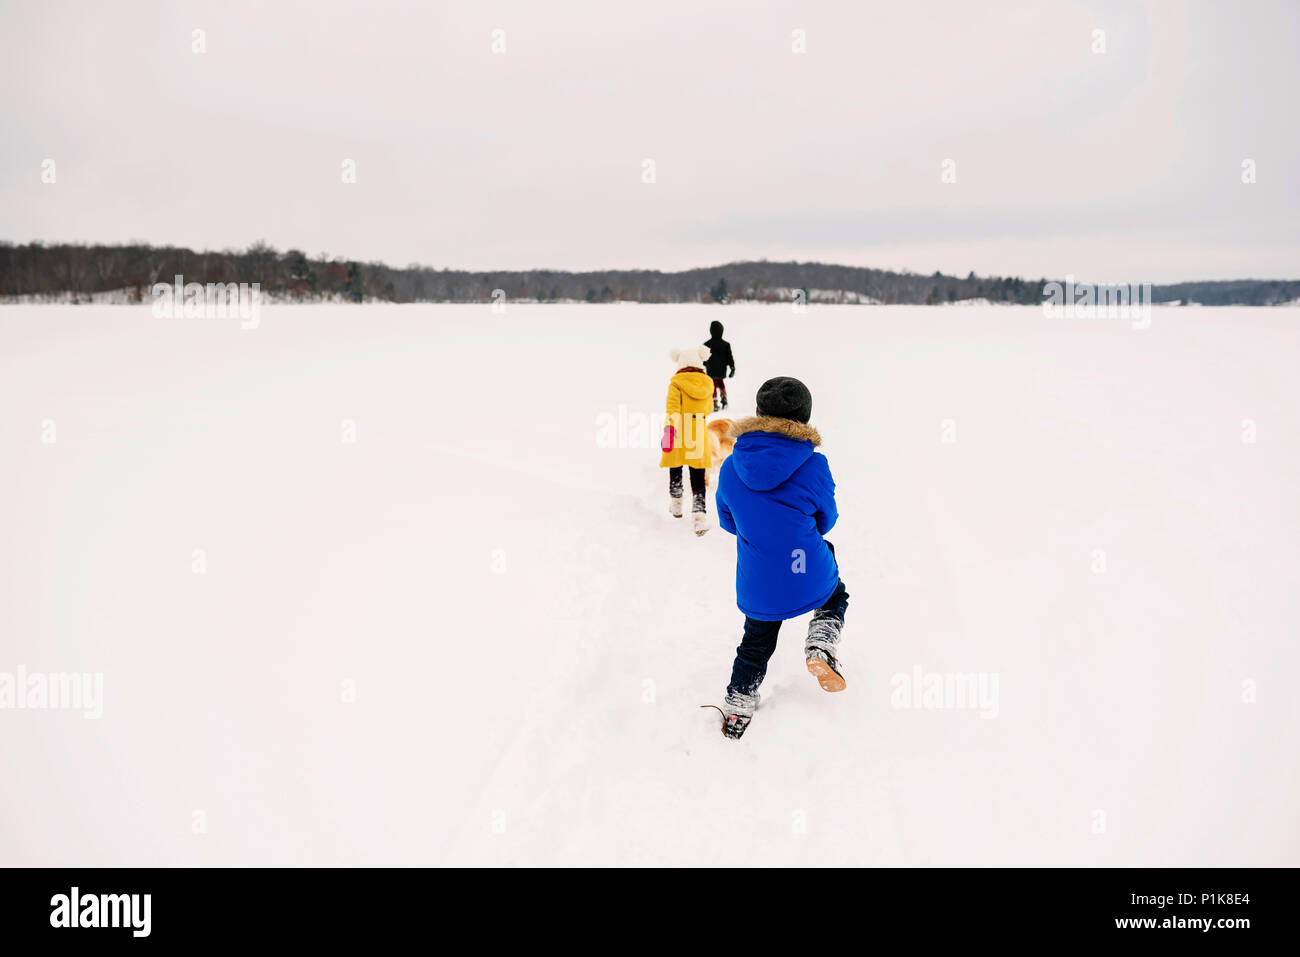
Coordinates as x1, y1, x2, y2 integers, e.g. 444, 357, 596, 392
715, 417, 840, 621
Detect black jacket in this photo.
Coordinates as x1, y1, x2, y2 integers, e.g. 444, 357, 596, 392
703, 321, 734, 378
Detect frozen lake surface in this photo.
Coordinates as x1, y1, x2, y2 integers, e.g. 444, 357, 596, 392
1, 303, 1296, 865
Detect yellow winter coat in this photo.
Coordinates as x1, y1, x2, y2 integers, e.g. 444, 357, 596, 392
659, 368, 714, 469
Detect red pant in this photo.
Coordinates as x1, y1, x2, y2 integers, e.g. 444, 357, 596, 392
712, 377, 727, 403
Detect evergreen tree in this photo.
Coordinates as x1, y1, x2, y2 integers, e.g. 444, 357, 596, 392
346, 262, 364, 302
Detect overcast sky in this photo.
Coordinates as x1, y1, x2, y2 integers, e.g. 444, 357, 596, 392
1, 0, 1296, 281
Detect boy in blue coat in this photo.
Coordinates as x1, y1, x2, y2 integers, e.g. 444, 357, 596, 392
714, 377, 848, 738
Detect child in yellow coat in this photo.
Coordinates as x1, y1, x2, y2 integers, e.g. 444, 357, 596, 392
659, 346, 715, 535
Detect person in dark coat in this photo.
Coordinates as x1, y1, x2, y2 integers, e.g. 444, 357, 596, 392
703, 320, 735, 411
712, 376, 849, 739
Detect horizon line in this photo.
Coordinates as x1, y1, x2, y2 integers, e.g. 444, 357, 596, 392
3, 240, 1298, 286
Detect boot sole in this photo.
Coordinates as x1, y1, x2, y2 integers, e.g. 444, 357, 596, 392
806, 657, 846, 693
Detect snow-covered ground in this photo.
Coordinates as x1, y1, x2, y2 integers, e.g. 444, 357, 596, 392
1, 303, 1296, 866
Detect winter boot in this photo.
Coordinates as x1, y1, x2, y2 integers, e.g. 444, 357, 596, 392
805, 603, 846, 691
720, 688, 757, 739
669, 469, 685, 518
805, 647, 846, 693
721, 709, 751, 738
691, 491, 708, 536
806, 610, 843, 655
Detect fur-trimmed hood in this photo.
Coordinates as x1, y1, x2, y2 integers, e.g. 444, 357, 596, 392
726, 416, 823, 491
729, 416, 821, 447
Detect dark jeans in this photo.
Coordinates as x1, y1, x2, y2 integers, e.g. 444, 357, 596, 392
668, 466, 705, 497
726, 580, 849, 706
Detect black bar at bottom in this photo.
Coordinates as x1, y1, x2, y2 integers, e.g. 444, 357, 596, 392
0, 867, 1281, 944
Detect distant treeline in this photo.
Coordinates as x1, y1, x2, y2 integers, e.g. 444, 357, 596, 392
2, 241, 1297, 306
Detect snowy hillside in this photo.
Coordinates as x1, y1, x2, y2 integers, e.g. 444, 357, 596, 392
1, 303, 1297, 866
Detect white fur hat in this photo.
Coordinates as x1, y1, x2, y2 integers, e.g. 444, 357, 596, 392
671, 345, 710, 369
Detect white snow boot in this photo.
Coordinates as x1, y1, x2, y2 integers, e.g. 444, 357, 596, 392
691, 492, 709, 535
669, 495, 683, 518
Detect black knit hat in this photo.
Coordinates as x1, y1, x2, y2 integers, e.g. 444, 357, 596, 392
756, 376, 812, 424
